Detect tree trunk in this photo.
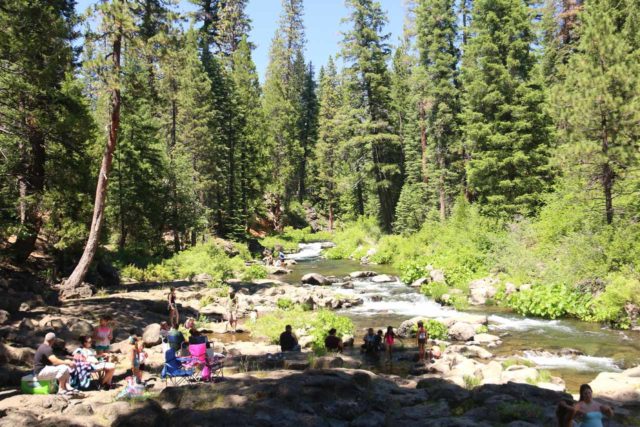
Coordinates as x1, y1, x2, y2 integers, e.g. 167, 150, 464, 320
601, 114, 614, 225
438, 152, 446, 220
12, 117, 45, 262
65, 31, 122, 288
170, 97, 180, 253
419, 101, 428, 184
328, 202, 334, 231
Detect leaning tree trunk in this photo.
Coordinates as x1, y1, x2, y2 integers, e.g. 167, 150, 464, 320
65, 31, 122, 288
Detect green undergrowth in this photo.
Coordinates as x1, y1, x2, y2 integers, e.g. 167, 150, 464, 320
118, 240, 267, 283
409, 319, 449, 341
250, 308, 354, 355
260, 226, 333, 253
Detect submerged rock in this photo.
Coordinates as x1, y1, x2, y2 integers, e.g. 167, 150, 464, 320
349, 271, 378, 279
301, 273, 330, 286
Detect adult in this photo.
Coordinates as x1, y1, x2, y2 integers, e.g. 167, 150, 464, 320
34, 332, 76, 395
167, 322, 185, 352
93, 315, 113, 356
227, 291, 239, 332
73, 335, 115, 389
168, 287, 179, 327
279, 325, 300, 352
324, 328, 343, 353
361, 328, 377, 353
570, 384, 613, 427
416, 320, 428, 362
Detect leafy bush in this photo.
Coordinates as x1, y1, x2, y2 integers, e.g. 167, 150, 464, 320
410, 319, 448, 340
501, 358, 535, 369
325, 217, 380, 260
505, 283, 592, 320
241, 264, 268, 281
276, 298, 295, 311
476, 325, 489, 334
261, 226, 334, 253
120, 265, 146, 282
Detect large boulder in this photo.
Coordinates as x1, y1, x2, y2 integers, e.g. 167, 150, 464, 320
58, 281, 95, 300
0, 309, 9, 325
473, 333, 501, 344
67, 318, 94, 337
589, 366, 640, 402
301, 273, 330, 286
469, 277, 499, 305
501, 365, 539, 384
446, 344, 493, 360
429, 269, 446, 284
143, 323, 162, 347
410, 277, 430, 288
449, 322, 476, 341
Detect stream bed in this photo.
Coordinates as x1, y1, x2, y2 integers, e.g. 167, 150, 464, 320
282, 243, 640, 392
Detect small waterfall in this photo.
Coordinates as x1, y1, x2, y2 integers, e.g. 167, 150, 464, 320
286, 243, 324, 261
488, 314, 575, 333
523, 350, 621, 372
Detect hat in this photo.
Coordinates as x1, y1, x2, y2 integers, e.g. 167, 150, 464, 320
45, 332, 56, 342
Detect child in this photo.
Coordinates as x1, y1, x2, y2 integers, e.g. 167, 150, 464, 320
168, 287, 179, 327
93, 315, 113, 356
128, 335, 143, 384
384, 326, 395, 363
136, 339, 148, 373
417, 320, 428, 362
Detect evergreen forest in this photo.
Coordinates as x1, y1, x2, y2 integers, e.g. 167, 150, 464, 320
1, 0, 640, 328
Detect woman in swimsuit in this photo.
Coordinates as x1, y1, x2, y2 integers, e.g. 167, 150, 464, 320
568, 384, 613, 427
168, 287, 179, 327
384, 326, 395, 363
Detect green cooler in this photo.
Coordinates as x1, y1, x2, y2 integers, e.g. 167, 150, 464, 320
21, 374, 58, 394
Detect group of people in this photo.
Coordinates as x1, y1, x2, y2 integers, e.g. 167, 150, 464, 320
263, 247, 286, 267
33, 316, 123, 395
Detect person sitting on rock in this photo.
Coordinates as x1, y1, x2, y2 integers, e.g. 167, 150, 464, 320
569, 384, 613, 427
324, 328, 343, 353
73, 335, 115, 389
34, 332, 77, 395
361, 328, 377, 353
93, 315, 113, 356
279, 325, 301, 352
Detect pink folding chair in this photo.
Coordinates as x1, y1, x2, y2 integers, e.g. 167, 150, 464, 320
187, 343, 224, 381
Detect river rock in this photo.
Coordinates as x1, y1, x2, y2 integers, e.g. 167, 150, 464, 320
192, 273, 212, 282
410, 277, 429, 288
429, 269, 446, 284
59, 281, 95, 300
0, 309, 10, 325
349, 271, 378, 279
480, 361, 503, 384
320, 242, 336, 248
68, 318, 94, 337
501, 366, 539, 384
589, 366, 640, 402
446, 344, 493, 360
449, 322, 476, 341
301, 273, 330, 286
473, 333, 500, 344
268, 266, 292, 275
143, 323, 162, 347
469, 277, 499, 305
504, 282, 518, 296
371, 274, 395, 283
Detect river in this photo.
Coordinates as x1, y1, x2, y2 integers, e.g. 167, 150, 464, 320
282, 243, 640, 392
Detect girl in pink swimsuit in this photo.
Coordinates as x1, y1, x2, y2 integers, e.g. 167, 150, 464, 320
384, 326, 395, 363
93, 316, 113, 355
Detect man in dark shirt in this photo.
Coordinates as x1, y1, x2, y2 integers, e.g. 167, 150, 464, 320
279, 325, 300, 352
324, 328, 343, 353
34, 332, 76, 394
168, 323, 186, 352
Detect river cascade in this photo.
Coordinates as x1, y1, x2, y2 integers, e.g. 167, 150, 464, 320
284, 242, 640, 391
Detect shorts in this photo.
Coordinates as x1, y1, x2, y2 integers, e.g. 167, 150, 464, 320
36, 365, 70, 381
418, 339, 426, 345
95, 345, 110, 352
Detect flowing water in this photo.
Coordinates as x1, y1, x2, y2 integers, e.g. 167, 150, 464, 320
282, 243, 640, 392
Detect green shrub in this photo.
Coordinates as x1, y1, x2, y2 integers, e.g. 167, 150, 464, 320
501, 358, 535, 369
410, 319, 448, 340
276, 298, 295, 311
120, 265, 146, 282
505, 283, 592, 320
496, 401, 543, 423
199, 295, 214, 307
476, 325, 489, 334
241, 264, 268, 281
325, 217, 380, 260
463, 375, 481, 389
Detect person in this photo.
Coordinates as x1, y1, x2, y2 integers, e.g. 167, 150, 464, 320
568, 384, 614, 427
159, 321, 170, 341
227, 291, 238, 332
168, 287, 179, 327
263, 248, 273, 266
279, 325, 301, 352
93, 315, 113, 356
324, 328, 343, 353
33, 332, 77, 395
73, 335, 115, 389
136, 339, 148, 372
416, 321, 430, 362
128, 335, 143, 384
186, 317, 207, 344
167, 322, 185, 352
384, 326, 395, 363
375, 330, 384, 351
361, 328, 377, 353
278, 250, 286, 265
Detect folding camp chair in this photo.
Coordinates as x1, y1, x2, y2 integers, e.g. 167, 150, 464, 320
161, 348, 196, 386
187, 343, 224, 382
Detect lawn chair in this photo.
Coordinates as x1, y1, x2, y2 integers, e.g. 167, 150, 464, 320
187, 343, 224, 382
161, 348, 196, 386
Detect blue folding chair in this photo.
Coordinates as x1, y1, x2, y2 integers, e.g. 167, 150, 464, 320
161, 348, 196, 386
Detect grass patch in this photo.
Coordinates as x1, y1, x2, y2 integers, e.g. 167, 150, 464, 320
501, 358, 535, 369
463, 375, 481, 389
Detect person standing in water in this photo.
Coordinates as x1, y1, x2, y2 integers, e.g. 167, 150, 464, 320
227, 290, 239, 332
384, 326, 396, 363
167, 287, 179, 327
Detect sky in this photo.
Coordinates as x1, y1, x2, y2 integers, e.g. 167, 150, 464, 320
74, 0, 407, 82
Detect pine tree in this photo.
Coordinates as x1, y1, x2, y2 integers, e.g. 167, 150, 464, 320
297, 62, 318, 202
552, 0, 640, 224
66, 0, 141, 287
415, 0, 460, 219
461, 0, 552, 218
341, 0, 404, 232
0, 0, 87, 261
217, 0, 252, 56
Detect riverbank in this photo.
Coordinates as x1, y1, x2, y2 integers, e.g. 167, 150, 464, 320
1, 246, 639, 426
